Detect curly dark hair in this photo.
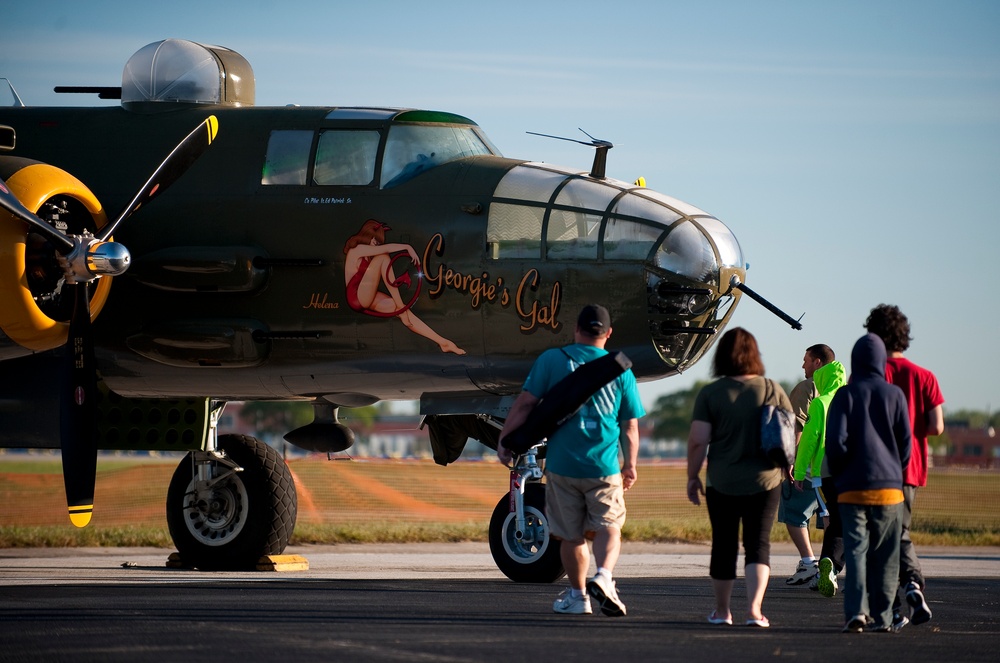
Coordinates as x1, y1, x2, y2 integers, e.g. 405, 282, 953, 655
864, 304, 911, 353
712, 327, 766, 377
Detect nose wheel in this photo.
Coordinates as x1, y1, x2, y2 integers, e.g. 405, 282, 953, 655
488, 482, 564, 583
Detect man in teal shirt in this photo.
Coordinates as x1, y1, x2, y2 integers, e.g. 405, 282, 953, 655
498, 304, 645, 616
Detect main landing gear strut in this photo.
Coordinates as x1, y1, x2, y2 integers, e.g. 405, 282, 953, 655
165, 403, 297, 570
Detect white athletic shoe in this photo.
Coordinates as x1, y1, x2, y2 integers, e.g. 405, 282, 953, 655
553, 590, 592, 615
786, 559, 819, 585
586, 573, 627, 617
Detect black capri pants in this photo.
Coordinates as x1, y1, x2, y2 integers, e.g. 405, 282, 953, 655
705, 485, 781, 580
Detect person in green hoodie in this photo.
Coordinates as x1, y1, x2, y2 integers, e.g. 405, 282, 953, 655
793, 354, 848, 597
781, 345, 838, 587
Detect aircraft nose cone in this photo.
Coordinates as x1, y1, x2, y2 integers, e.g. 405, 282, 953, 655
86, 241, 132, 276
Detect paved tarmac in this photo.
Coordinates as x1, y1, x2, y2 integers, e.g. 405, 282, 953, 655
1, 543, 999, 662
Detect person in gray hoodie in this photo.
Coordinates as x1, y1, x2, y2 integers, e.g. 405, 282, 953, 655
825, 333, 912, 633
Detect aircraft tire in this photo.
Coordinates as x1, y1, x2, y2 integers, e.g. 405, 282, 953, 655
166, 434, 297, 570
488, 482, 564, 583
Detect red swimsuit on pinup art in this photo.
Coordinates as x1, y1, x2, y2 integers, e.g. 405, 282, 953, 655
342, 220, 465, 355
346, 254, 420, 317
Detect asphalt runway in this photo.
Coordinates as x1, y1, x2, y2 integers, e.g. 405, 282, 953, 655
1, 543, 999, 662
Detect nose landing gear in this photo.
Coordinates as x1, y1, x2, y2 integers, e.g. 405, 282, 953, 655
488, 446, 564, 583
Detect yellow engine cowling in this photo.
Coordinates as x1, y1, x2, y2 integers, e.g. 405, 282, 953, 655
0, 161, 112, 353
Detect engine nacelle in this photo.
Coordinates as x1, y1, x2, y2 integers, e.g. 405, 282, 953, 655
0, 159, 112, 358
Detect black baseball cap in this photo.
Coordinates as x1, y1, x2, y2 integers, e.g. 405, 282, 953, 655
577, 304, 611, 336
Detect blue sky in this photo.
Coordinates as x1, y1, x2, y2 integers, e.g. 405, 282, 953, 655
2, 1, 998, 414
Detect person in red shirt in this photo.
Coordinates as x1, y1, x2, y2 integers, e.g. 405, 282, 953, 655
864, 304, 944, 631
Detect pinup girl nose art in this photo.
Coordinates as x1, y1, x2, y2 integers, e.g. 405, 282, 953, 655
344, 219, 466, 355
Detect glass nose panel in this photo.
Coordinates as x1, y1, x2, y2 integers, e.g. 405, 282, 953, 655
604, 218, 664, 260
692, 216, 744, 269
655, 221, 717, 282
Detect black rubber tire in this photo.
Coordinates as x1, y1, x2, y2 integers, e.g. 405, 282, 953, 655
166, 434, 297, 570
488, 482, 564, 583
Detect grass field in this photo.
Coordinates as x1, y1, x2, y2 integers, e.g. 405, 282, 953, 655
1, 455, 997, 547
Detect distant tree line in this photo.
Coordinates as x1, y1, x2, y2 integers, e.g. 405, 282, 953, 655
645, 381, 998, 444
234, 390, 997, 450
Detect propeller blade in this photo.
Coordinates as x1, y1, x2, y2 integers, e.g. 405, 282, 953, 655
99, 115, 218, 241
2, 117, 219, 527
0, 177, 76, 254
60, 281, 98, 527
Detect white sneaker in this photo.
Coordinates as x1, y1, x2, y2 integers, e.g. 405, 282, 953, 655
553, 590, 592, 614
586, 573, 627, 616
786, 559, 818, 585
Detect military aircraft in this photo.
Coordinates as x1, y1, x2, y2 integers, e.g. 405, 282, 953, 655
0, 39, 799, 580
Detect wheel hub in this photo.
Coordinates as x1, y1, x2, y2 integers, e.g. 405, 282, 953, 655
502, 506, 551, 563
184, 477, 249, 546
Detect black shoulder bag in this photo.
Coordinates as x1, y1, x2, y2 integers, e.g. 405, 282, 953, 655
502, 350, 632, 454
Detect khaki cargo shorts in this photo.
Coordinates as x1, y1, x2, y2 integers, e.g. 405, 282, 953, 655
545, 471, 626, 542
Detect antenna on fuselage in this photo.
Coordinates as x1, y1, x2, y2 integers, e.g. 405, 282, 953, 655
0, 78, 25, 107
527, 128, 613, 179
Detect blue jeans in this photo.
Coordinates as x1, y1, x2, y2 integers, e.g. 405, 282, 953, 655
840, 502, 902, 629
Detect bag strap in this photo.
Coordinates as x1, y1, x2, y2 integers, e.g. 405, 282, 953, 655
559, 346, 589, 375
763, 378, 779, 407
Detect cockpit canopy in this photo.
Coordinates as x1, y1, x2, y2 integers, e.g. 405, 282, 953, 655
122, 39, 255, 108
261, 109, 499, 188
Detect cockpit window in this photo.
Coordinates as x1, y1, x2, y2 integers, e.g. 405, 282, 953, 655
313, 130, 379, 186
263, 121, 497, 188
262, 130, 312, 185
380, 124, 495, 188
